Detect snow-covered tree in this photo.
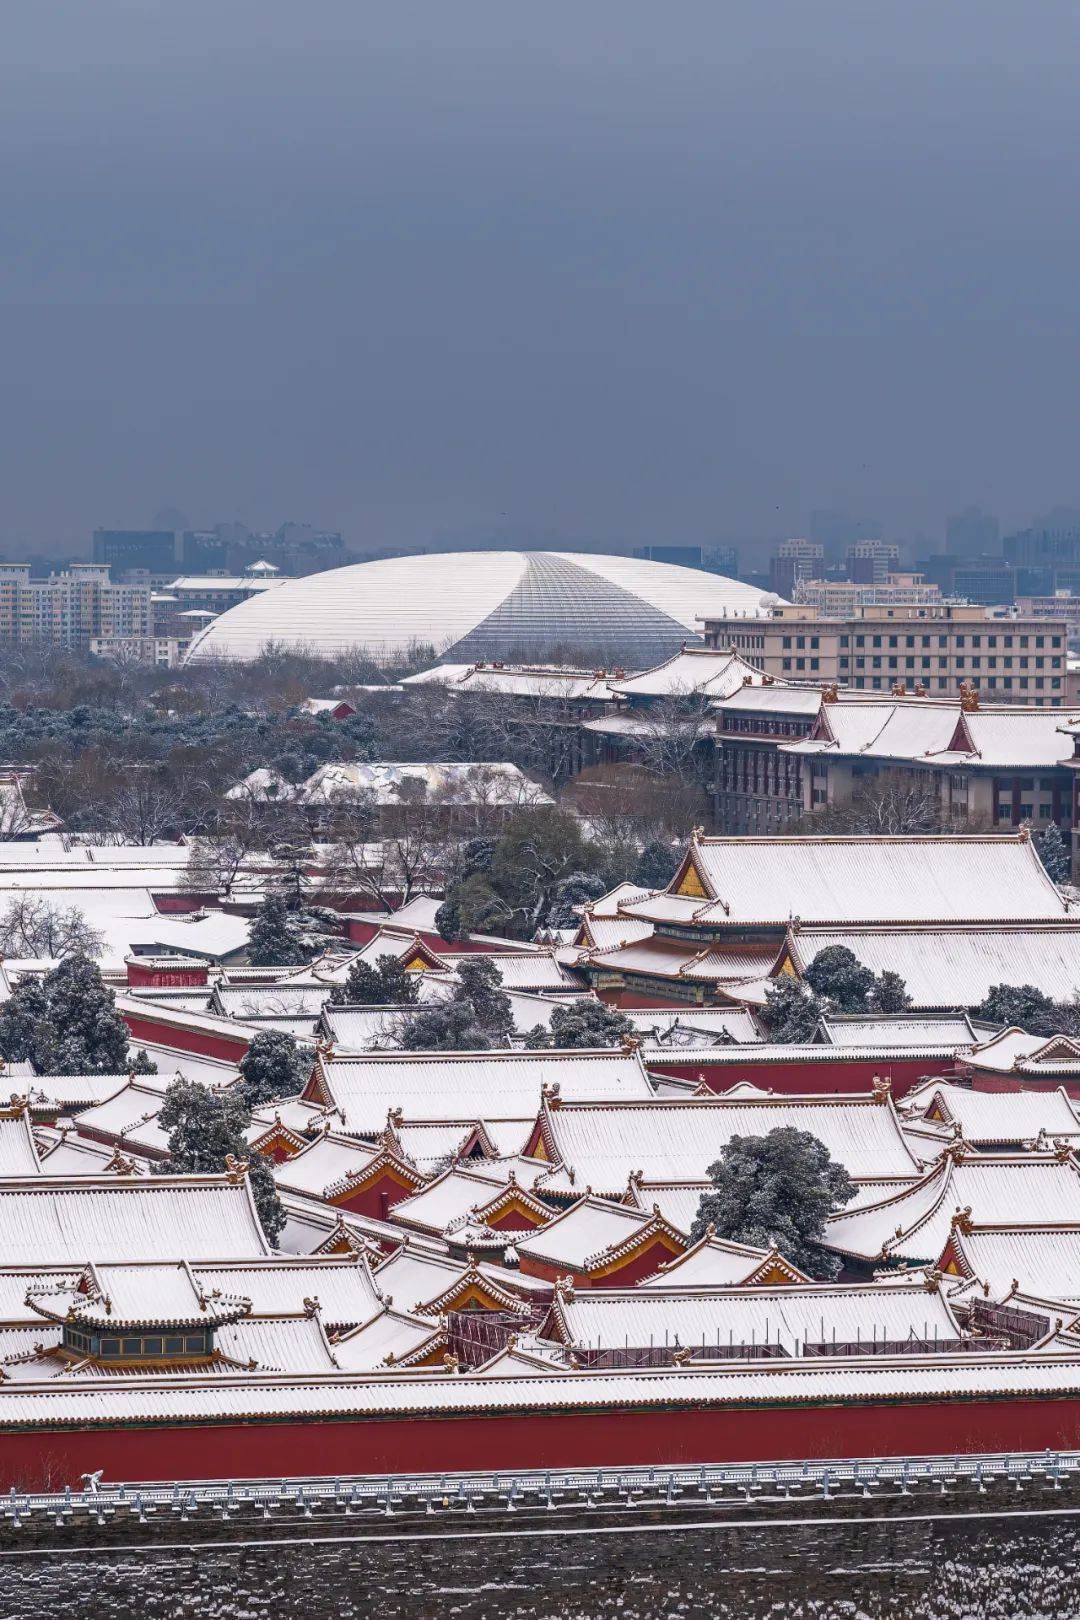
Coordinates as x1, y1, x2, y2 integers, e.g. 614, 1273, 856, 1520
155, 1077, 284, 1244
759, 978, 825, 1043
691, 1126, 856, 1279
1038, 821, 1071, 885
0, 953, 130, 1074
246, 895, 313, 967
327, 953, 421, 1007
530, 999, 635, 1049
238, 1030, 309, 1109
803, 945, 875, 1013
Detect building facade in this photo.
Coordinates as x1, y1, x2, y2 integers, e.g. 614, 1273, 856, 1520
0, 564, 151, 649
769, 538, 824, 598
701, 602, 1068, 705
794, 573, 945, 615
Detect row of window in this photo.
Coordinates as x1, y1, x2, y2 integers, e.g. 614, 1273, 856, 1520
836, 632, 1062, 651
63, 1326, 212, 1359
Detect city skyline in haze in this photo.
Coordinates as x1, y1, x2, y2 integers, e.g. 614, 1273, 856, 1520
4, 2, 1080, 562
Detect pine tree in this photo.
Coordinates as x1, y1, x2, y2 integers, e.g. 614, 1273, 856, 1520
327, 953, 422, 1007
690, 1126, 856, 1279
871, 970, 912, 1014
1039, 821, 1071, 885
155, 1077, 284, 1244
0, 953, 130, 1075
803, 945, 875, 1013
397, 957, 513, 1051
129, 1048, 159, 1075
759, 978, 825, 1043
538, 999, 635, 1049
247, 895, 313, 967
633, 838, 681, 890
238, 1029, 308, 1108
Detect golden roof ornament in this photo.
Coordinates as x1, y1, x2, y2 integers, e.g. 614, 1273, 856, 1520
959, 681, 980, 712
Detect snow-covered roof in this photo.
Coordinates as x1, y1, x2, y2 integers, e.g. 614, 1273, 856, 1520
967, 1028, 1080, 1077
331, 1307, 442, 1371
273, 1134, 388, 1201
0, 1108, 42, 1177
537, 1094, 921, 1198
387, 1168, 520, 1238
947, 1225, 1080, 1305
403, 663, 619, 701
824, 1151, 1080, 1264
552, 1280, 966, 1357
675, 834, 1067, 927
905, 1081, 1080, 1146
816, 1014, 979, 1051
642, 1236, 808, 1289
788, 924, 1080, 1009
0, 1173, 271, 1264
5, 1352, 1080, 1425
515, 1197, 674, 1271
609, 648, 765, 700
711, 684, 825, 717
192, 1257, 383, 1329
624, 1007, 763, 1046
216, 1314, 342, 1373
310, 1049, 655, 1136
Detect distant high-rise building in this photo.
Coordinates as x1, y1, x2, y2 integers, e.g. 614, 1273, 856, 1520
631, 545, 703, 568
770, 538, 824, 599
845, 540, 900, 584
702, 544, 739, 577
92, 529, 177, 578
809, 510, 879, 563
180, 531, 230, 572
946, 506, 1000, 557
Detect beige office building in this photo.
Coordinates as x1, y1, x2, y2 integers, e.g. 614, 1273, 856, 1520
702, 601, 1068, 706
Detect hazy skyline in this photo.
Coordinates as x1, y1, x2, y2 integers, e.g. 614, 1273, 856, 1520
4, 1, 1080, 560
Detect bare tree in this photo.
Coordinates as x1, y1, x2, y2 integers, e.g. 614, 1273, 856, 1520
0, 896, 103, 957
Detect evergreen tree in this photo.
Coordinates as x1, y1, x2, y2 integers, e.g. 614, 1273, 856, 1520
327, 953, 421, 1007
690, 1126, 856, 1280
803, 945, 875, 1013
633, 838, 681, 890
155, 1077, 284, 1244
455, 956, 514, 1041
972, 982, 1060, 1035
0, 953, 130, 1075
530, 998, 635, 1049
247, 894, 313, 967
397, 957, 513, 1051
1039, 821, 1071, 885
238, 1029, 308, 1108
759, 978, 825, 1043
545, 872, 609, 930
129, 1047, 159, 1075
871, 970, 912, 1014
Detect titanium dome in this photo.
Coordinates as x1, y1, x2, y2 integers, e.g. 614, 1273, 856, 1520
184, 550, 777, 667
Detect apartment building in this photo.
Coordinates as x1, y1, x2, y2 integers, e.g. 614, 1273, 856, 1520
701, 602, 1068, 706
0, 564, 151, 650
793, 572, 945, 615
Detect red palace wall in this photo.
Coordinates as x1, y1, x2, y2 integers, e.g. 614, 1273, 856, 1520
5, 1394, 1080, 1492
120, 1012, 250, 1064
651, 1056, 953, 1100
126, 962, 210, 989
966, 1069, 1080, 1101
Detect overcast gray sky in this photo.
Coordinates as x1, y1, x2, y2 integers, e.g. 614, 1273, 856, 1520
3, 1, 1079, 559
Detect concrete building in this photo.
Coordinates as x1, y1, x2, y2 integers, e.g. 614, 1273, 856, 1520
845, 540, 900, 583
701, 602, 1068, 706
769, 538, 824, 598
0, 563, 151, 649
794, 573, 945, 615
91, 529, 177, 578
780, 691, 1076, 838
